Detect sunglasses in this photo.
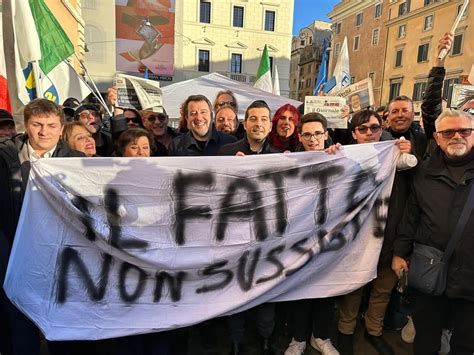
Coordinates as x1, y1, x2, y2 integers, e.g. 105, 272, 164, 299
301, 131, 325, 140
145, 114, 167, 123
437, 128, 473, 139
126, 117, 142, 124
217, 101, 236, 108
355, 124, 381, 134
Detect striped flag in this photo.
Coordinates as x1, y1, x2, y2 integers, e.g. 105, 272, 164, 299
0, 6, 11, 111
254, 45, 273, 93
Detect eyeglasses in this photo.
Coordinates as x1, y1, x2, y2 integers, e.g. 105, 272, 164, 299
301, 131, 325, 140
355, 124, 381, 134
145, 114, 167, 123
217, 101, 236, 108
437, 128, 473, 139
78, 111, 100, 119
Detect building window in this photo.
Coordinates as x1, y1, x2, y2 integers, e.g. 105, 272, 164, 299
375, 3, 383, 18
306, 79, 311, 88
417, 43, 429, 62
233, 6, 244, 27
269, 56, 274, 74
351, 77, 356, 84
334, 22, 341, 34
353, 35, 360, 51
389, 80, 402, 100
423, 15, 433, 30
424, 0, 438, 5
200, 1, 211, 24
355, 12, 363, 26
372, 28, 380, 46
300, 39, 305, 46
398, 24, 406, 38
198, 49, 210, 72
395, 49, 403, 67
231, 53, 242, 73
451, 33, 463, 55
264, 10, 275, 31
398, 2, 409, 16
412, 82, 427, 101
443, 78, 460, 106
334, 43, 341, 57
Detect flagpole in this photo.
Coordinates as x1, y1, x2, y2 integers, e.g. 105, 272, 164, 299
74, 54, 112, 117
32, 61, 44, 99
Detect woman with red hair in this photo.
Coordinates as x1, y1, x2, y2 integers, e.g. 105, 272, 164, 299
269, 104, 301, 152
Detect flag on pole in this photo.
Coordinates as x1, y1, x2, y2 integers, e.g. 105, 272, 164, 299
4, 0, 90, 106
254, 45, 273, 93
272, 65, 280, 96
313, 38, 328, 95
327, 36, 350, 94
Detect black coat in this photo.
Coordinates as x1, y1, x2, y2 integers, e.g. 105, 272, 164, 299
168, 127, 236, 156
218, 137, 280, 156
393, 148, 474, 301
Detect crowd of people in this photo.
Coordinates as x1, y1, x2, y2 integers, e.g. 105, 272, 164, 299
0, 32, 473, 355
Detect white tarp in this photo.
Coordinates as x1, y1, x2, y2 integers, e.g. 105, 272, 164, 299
5, 142, 398, 341
161, 72, 302, 118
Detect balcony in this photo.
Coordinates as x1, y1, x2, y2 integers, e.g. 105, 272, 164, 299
219, 72, 257, 84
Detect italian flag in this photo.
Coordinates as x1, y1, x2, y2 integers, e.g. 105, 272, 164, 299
3, 0, 90, 106
254, 44, 273, 93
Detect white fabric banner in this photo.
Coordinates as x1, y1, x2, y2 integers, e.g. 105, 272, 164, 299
5, 142, 398, 341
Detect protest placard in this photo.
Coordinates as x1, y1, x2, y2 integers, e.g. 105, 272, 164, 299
5, 142, 398, 340
115, 73, 163, 111
335, 78, 374, 114
304, 96, 348, 129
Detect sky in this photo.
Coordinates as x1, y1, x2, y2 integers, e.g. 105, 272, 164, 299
293, 0, 340, 35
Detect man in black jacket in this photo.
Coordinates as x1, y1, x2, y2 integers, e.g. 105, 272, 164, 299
0, 99, 84, 355
169, 94, 236, 156
219, 100, 278, 156
392, 110, 474, 353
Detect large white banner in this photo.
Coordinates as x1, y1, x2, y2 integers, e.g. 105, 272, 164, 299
5, 142, 398, 340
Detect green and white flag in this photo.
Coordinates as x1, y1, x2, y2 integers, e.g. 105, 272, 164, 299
254, 44, 273, 93
4, 0, 90, 105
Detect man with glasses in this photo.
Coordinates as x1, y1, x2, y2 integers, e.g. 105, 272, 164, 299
283, 112, 341, 355
297, 113, 329, 151
169, 94, 236, 156
392, 110, 474, 353
336, 109, 412, 355
140, 108, 177, 155
74, 104, 114, 156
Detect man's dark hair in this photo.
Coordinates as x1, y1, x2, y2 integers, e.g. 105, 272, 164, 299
24, 98, 65, 125
297, 112, 328, 132
183, 95, 213, 118
116, 128, 156, 156
350, 109, 381, 131
388, 95, 414, 112
244, 100, 271, 120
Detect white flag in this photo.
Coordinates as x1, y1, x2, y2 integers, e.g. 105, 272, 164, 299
329, 36, 350, 94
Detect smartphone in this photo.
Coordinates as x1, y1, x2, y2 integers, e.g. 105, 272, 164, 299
397, 268, 408, 293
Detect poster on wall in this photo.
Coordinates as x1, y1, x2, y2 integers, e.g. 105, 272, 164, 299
115, 0, 175, 77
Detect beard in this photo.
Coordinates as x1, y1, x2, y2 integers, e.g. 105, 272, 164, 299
446, 139, 467, 157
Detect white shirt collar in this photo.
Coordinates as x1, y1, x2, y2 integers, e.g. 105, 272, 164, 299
27, 141, 57, 162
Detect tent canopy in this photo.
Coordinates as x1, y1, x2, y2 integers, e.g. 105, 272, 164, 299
162, 72, 302, 119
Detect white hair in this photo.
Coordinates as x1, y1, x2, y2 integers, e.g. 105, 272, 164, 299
435, 109, 474, 131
